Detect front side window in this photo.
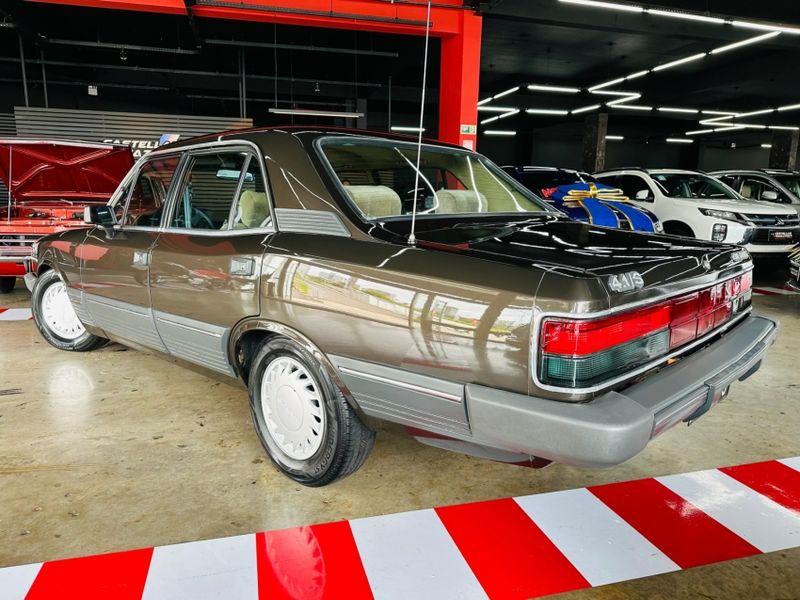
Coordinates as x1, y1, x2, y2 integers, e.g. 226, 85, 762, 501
651, 173, 739, 200
121, 155, 181, 227
171, 151, 271, 231
318, 138, 552, 220
615, 175, 651, 198
771, 175, 800, 202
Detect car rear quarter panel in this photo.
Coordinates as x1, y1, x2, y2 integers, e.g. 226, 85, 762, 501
257, 233, 542, 395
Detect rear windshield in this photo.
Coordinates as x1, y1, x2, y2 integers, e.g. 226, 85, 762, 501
317, 137, 552, 220
651, 172, 739, 200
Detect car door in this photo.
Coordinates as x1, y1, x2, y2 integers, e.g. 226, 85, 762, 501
148, 144, 272, 376
78, 153, 182, 352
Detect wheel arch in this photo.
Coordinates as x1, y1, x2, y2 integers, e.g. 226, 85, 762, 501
662, 220, 696, 237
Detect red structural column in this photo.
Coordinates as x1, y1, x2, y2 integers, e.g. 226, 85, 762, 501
439, 10, 482, 150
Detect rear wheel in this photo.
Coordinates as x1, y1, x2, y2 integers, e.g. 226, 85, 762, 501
32, 269, 107, 352
0, 277, 15, 294
248, 337, 375, 486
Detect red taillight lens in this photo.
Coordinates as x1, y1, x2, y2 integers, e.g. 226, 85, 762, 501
539, 271, 752, 388
542, 303, 670, 356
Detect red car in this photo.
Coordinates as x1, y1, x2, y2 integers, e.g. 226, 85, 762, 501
0, 139, 134, 293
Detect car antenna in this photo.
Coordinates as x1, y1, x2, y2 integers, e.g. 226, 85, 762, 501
407, 0, 432, 247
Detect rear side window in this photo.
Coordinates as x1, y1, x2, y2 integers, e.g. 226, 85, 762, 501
170, 150, 272, 231
122, 155, 181, 227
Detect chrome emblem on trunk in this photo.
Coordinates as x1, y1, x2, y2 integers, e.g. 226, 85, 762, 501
608, 271, 645, 293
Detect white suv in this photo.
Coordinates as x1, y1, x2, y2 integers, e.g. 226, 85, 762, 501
594, 168, 800, 255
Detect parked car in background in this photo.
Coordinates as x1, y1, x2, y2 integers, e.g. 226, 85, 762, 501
595, 168, 800, 255
29, 127, 777, 486
0, 139, 134, 293
711, 169, 800, 215
503, 166, 662, 233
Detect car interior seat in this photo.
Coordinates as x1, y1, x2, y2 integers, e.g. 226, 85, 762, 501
342, 185, 402, 218
233, 190, 270, 228
434, 190, 486, 213
740, 183, 753, 198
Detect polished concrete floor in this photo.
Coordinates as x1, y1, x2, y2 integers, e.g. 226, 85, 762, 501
1, 264, 799, 598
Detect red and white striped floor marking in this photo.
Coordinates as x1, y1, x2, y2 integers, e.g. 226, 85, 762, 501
0, 307, 33, 321
2, 457, 800, 600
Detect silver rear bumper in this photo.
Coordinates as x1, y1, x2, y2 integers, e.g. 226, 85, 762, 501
466, 315, 779, 467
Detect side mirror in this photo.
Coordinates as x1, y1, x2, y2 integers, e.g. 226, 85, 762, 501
84, 205, 115, 226
761, 190, 779, 201
635, 189, 654, 202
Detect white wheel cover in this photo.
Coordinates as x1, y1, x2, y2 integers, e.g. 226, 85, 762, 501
260, 356, 326, 461
41, 281, 85, 341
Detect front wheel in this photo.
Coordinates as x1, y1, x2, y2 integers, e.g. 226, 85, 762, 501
248, 337, 375, 486
0, 277, 16, 294
32, 269, 107, 352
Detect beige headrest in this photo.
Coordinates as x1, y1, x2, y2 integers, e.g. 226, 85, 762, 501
434, 190, 485, 214
343, 185, 402, 218
235, 190, 269, 228
740, 183, 752, 198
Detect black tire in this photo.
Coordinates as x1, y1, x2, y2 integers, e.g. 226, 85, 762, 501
663, 222, 694, 238
0, 277, 16, 294
248, 337, 375, 487
32, 269, 107, 352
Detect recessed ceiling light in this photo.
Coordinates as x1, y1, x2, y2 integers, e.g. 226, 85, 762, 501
652, 52, 707, 72
527, 84, 581, 93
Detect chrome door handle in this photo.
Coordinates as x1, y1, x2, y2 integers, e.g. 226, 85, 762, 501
132, 250, 150, 267
230, 256, 255, 276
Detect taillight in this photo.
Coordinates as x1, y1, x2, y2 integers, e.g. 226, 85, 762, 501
539, 271, 752, 389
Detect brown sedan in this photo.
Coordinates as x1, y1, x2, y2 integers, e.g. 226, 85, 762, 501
29, 127, 778, 486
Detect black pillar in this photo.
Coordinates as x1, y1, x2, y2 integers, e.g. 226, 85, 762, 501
769, 130, 799, 171
582, 112, 608, 173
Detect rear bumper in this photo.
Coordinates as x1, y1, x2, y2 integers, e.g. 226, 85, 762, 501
466, 314, 778, 467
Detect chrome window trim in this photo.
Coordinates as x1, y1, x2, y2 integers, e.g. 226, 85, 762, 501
530, 264, 755, 396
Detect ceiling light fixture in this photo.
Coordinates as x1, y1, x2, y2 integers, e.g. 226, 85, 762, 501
770, 125, 800, 130
613, 104, 653, 111
666, 138, 694, 143
657, 107, 700, 114
606, 135, 624, 140
731, 20, 800, 35
559, 0, 644, 13
737, 108, 775, 117
646, 9, 725, 24
589, 77, 626, 91
527, 84, 581, 93
702, 110, 739, 116
711, 31, 781, 54
269, 108, 363, 118
571, 104, 602, 114
714, 126, 746, 132
477, 97, 493, 106
761, 144, 772, 148
525, 108, 570, 115
652, 52, 707, 72
493, 86, 521, 100
390, 126, 426, 132
625, 70, 650, 80
686, 129, 714, 135
478, 106, 519, 112
778, 103, 800, 112
482, 109, 521, 124
484, 130, 517, 136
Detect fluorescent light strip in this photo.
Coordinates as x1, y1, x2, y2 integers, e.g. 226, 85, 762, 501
703, 110, 739, 116
607, 97, 640, 106
666, 138, 694, 143
736, 124, 767, 129
591, 90, 639, 97
268, 108, 363, 118
738, 108, 775, 117
484, 130, 516, 136
497, 109, 521, 120
770, 125, 800, 130
625, 70, 650, 80
527, 84, 581, 93
711, 31, 781, 54
477, 97, 493, 106
390, 126, 426, 132
700, 115, 736, 125
559, 0, 644, 13
652, 52, 707, 72
647, 9, 725, 24
613, 104, 653, 111
589, 77, 626, 91
761, 144, 772, 148
732, 20, 800, 35
606, 135, 624, 140
525, 108, 570, 115
493, 86, 521, 100
477, 106, 519, 112
657, 107, 699, 114
714, 126, 746, 132
778, 103, 800, 112
571, 104, 602, 114
686, 129, 714, 135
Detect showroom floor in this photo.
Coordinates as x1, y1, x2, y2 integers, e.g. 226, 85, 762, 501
1, 267, 799, 598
